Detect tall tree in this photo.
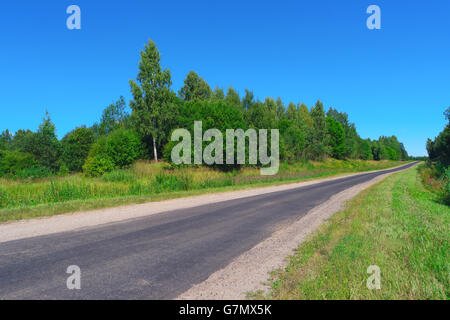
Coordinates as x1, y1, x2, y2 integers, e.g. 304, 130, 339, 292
0, 130, 12, 150
307, 101, 330, 160
178, 71, 212, 101
224, 87, 242, 111
22, 112, 62, 171
129, 39, 176, 162
98, 96, 129, 136
242, 89, 255, 111
276, 97, 285, 119
212, 86, 225, 101
326, 117, 346, 159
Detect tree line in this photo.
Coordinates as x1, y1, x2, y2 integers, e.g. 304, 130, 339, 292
0, 39, 409, 178
424, 107, 449, 204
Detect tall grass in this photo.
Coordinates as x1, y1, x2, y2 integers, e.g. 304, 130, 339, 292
0, 159, 404, 211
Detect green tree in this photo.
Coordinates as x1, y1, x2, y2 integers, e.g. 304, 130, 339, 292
61, 126, 95, 172
224, 87, 242, 111
326, 117, 346, 159
179, 71, 212, 101
286, 102, 298, 123
129, 39, 176, 162
307, 101, 330, 160
276, 97, 285, 120
98, 96, 129, 136
106, 129, 143, 168
0, 130, 12, 150
359, 139, 373, 160
242, 89, 255, 111
212, 86, 225, 101
21, 112, 62, 172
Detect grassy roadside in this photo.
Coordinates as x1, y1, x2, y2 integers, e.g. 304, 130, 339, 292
0, 159, 406, 223
252, 165, 449, 300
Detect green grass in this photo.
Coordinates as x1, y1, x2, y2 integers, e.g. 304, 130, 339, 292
0, 159, 405, 223
251, 165, 449, 300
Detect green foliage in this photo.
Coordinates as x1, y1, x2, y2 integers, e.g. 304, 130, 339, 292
224, 87, 243, 111
105, 129, 143, 168
326, 117, 346, 159
163, 99, 247, 170
19, 113, 63, 172
83, 154, 115, 177
427, 124, 450, 167
179, 71, 212, 101
0, 130, 12, 150
358, 139, 373, 160
97, 96, 129, 136
306, 101, 330, 160
129, 39, 177, 161
83, 129, 143, 177
283, 124, 306, 161
440, 167, 450, 205
61, 126, 95, 172
0, 150, 36, 176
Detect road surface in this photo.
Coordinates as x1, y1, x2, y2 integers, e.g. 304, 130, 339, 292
0, 162, 417, 299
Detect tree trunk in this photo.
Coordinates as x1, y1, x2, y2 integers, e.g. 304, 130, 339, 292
153, 136, 158, 162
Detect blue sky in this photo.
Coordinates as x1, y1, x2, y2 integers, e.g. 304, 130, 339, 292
1, 0, 449, 156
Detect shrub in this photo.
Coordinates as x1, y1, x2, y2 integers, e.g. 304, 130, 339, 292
0, 150, 37, 176
440, 167, 450, 205
15, 165, 53, 179
83, 155, 115, 177
106, 129, 143, 168
61, 127, 95, 172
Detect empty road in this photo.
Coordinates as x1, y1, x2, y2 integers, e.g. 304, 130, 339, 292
0, 162, 417, 299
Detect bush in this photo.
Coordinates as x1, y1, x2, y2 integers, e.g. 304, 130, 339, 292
0, 150, 37, 176
105, 129, 143, 168
440, 167, 450, 205
83, 155, 115, 177
61, 127, 95, 172
15, 166, 53, 179
83, 137, 114, 177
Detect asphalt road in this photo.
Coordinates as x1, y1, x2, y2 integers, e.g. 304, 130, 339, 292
0, 162, 417, 299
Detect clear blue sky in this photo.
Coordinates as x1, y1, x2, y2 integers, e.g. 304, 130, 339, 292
1, 0, 449, 156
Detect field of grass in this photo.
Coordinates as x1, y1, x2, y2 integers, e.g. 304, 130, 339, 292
0, 159, 405, 223
253, 165, 449, 300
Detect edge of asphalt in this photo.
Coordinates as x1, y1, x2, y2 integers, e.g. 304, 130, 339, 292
0, 162, 417, 244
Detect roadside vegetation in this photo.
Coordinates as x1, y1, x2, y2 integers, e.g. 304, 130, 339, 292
421, 107, 450, 205
0, 159, 403, 223
0, 39, 413, 222
252, 165, 449, 300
